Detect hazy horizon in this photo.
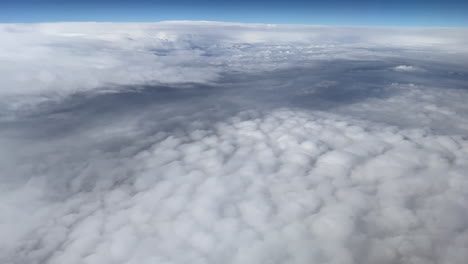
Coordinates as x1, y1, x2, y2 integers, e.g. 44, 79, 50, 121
2, 0, 468, 27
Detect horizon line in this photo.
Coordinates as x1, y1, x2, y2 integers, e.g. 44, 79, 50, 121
1, 20, 468, 29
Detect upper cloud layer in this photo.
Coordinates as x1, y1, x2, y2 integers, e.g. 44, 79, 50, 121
1, 22, 467, 104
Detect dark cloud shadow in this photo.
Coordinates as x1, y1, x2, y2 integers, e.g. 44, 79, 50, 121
3, 57, 468, 154
5, 57, 468, 142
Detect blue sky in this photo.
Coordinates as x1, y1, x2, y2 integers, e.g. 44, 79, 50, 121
1, 0, 468, 26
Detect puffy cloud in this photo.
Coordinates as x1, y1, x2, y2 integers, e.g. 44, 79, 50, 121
1, 22, 468, 264
2, 109, 468, 264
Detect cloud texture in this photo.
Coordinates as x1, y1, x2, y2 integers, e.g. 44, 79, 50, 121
1, 22, 468, 264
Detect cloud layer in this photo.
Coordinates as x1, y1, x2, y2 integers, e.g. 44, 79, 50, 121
1, 22, 468, 264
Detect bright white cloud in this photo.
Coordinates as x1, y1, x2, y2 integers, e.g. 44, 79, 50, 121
393, 65, 424, 72
2, 109, 468, 264
1, 22, 468, 264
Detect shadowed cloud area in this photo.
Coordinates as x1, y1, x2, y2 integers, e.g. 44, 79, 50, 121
1, 22, 468, 264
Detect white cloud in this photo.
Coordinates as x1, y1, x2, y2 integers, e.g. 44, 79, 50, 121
2, 109, 468, 264
1, 22, 467, 106
1, 22, 468, 264
393, 65, 424, 72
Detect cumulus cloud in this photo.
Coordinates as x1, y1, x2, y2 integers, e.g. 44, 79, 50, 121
1, 22, 468, 264
2, 108, 468, 264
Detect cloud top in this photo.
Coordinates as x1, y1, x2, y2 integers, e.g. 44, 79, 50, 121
1, 22, 468, 264
2, 109, 468, 264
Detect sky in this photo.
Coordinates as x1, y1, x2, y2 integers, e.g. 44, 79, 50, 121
1, 0, 468, 26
